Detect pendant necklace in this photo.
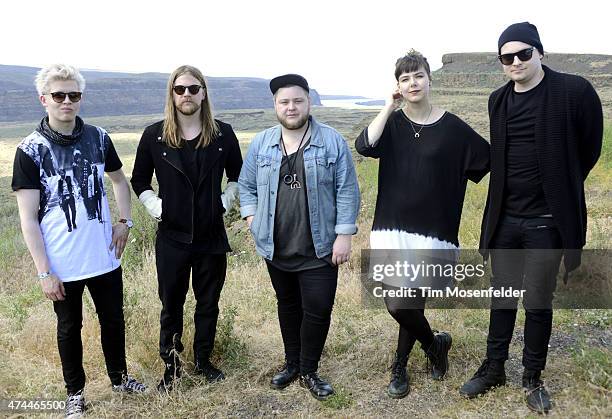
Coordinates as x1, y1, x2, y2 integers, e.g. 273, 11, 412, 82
280, 119, 310, 189
407, 105, 433, 139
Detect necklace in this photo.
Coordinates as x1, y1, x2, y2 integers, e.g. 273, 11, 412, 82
280, 119, 310, 189
407, 105, 433, 139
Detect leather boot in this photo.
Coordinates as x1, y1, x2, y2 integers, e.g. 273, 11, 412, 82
270, 360, 299, 389
387, 352, 409, 398
157, 358, 182, 394
459, 358, 506, 398
523, 369, 552, 414
425, 331, 452, 380
194, 359, 225, 383
300, 372, 334, 400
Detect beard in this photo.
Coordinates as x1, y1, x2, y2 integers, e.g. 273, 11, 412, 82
177, 100, 201, 116
277, 112, 309, 130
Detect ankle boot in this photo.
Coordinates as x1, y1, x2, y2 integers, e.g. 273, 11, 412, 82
270, 360, 300, 389
523, 369, 552, 413
425, 331, 452, 380
157, 358, 182, 394
459, 358, 506, 398
387, 353, 409, 398
300, 372, 334, 400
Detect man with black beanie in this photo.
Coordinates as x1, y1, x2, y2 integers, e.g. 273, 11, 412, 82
459, 22, 603, 413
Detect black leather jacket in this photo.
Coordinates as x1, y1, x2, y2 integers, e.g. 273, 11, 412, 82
131, 120, 243, 247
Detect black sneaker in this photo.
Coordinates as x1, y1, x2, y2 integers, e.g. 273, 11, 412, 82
387, 353, 409, 399
65, 389, 85, 418
270, 361, 300, 389
157, 362, 182, 393
523, 370, 552, 414
459, 358, 506, 398
112, 374, 147, 394
194, 360, 225, 383
425, 331, 452, 380
300, 372, 334, 401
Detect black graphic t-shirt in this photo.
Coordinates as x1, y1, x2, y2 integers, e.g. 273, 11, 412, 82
12, 122, 122, 282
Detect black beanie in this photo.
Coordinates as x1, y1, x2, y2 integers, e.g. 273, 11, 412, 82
498, 22, 543, 55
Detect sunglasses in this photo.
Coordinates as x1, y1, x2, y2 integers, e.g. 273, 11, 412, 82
498, 47, 535, 65
48, 91, 82, 103
173, 84, 203, 95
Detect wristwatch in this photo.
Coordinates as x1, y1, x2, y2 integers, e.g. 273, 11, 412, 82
38, 271, 51, 280
119, 218, 134, 228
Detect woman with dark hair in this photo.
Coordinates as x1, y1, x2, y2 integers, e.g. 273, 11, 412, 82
355, 50, 490, 398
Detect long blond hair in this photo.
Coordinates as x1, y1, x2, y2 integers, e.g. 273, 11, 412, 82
162, 65, 219, 148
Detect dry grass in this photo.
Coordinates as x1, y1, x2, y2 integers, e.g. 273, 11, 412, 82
0, 100, 610, 417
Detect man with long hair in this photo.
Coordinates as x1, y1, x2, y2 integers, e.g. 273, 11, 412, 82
12, 64, 145, 418
131, 65, 243, 392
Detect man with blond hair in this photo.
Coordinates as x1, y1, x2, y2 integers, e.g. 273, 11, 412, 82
12, 64, 145, 418
131, 65, 243, 392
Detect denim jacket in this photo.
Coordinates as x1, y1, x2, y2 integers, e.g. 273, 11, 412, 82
239, 116, 360, 260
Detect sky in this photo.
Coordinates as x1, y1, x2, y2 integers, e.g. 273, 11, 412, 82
2, 0, 611, 98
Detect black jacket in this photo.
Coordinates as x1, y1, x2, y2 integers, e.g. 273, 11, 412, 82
131, 119, 243, 248
480, 66, 603, 272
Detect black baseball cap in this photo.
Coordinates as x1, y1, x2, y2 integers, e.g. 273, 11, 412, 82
269, 74, 309, 95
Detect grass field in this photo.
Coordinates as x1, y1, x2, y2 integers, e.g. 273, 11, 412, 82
0, 100, 610, 418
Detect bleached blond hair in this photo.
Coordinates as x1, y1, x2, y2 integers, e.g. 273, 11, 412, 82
35, 64, 86, 96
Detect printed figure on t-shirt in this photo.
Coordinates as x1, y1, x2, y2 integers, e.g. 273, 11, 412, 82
57, 168, 77, 232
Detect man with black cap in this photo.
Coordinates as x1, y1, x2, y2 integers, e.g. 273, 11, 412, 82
459, 22, 603, 413
238, 74, 360, 400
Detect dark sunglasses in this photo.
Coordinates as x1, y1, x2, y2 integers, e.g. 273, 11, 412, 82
49, 91, 82, 103
173, 84, 203, 95
498, 47, 535, 65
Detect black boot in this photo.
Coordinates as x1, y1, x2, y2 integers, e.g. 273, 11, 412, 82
194, 359, 225, 383
157, 358, 182, 393
387, 353, 409, 399
425, 331, 452, 380
459, 359, 506, 398
270, 360, 299, 389
300, 372, 334, 400
523, 369, 552, 414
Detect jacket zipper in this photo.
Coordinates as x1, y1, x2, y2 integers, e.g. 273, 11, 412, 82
162, 155, 195, 244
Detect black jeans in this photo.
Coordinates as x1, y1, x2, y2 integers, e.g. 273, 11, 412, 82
383, 284, 434, 358
266, 262, 338, 375
52, 267, 126, 394
486, 214, 563, 371
156, 234, 227, 365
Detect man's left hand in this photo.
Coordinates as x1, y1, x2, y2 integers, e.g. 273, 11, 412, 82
110, 222, 130, 258
332, 234, 352, 266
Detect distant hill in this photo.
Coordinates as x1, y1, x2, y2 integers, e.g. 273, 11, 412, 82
0, 65, 322, 122
433, 52, 612, 89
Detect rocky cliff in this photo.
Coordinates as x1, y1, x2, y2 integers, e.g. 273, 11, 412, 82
433, 53, 612, 89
